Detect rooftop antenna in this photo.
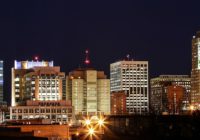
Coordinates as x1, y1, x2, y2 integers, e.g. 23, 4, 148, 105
126, 54, 130, 61
84, 49, 90, 66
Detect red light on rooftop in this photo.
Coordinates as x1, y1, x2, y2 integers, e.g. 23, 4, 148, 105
84, 49, 90, 65
34, 56, 39, 61
85, 59, 90, 65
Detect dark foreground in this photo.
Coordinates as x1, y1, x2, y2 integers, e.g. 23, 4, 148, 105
102, 113, 200, 140
1, 112, 200, 140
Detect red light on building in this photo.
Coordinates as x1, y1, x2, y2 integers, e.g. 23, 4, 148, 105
84, 49, 90, 65
34, 56, 39, 61
85, 59, 90, 65
85, 49, 89, 54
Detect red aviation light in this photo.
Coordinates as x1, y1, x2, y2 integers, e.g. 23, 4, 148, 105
84, 49, 90, 65
34, 56, 39, 61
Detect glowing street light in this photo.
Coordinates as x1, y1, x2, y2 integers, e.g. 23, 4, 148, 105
85, 119, 91, 125
190, 105, 194, 111
98, 119, 104, 126
88, 128, 94, 135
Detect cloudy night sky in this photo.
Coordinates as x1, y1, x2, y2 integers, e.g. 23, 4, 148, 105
0, 0, 200, 103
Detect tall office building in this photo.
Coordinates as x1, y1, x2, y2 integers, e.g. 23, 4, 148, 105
191, 31, 200, 108
110, 60, 149, 114
10, 60, 74, 124
11, 60, 54, 106
0, 61, 3, 103
150, 75, 191, 114
66, 68, 110, 115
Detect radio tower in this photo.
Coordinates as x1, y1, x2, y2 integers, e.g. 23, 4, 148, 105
84, 49, 90, 66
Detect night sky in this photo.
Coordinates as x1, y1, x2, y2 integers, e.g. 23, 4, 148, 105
0, 0, 200, 104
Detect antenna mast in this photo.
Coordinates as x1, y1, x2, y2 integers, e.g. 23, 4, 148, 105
84, 49, 90, 66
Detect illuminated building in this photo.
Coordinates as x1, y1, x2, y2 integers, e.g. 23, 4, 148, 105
191, 31, 200, 108
10, 100, 74, 124
10, 60, 75, 124
11, 60, 54, 106
0, 61, 3, 103
111, 91, 126, 115
150, 75, 191, 114
66, 68, 110, 115
0, 106, 7, 124
110, 60, 149, 114
24, 66, 65, 101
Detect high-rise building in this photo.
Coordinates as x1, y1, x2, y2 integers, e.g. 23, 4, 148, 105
110, 60, 149, 114
191, 31, 200, 108
12, 60, 54, 106
66, 68, 110, 115
10, 60, 75, 124
150, 75, 191, 114
0, 61, 3, 103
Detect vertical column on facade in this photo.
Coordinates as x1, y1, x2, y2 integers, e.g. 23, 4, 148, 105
55, 107, 58, 122
16, 108, 19, 120
50, 106, 52, 120
10, 108, 12, 120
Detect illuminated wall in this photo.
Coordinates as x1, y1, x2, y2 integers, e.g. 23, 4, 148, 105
0, 61, 3, 103
14, 60, 54, 69
67, 68, 110, 115
110, 60, 149, 115
191, 32, 200, 106
198, 43, 200, 69
11, 60, 55, 106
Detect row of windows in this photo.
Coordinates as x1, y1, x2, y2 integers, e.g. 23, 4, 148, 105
39, 81, 59, 84
39, 90, 59, 93
127, 102, 148, 106
119, 64, 148, 68
127, 108, 148, 113
12, 108, 72, 113
12, 115, 69, 121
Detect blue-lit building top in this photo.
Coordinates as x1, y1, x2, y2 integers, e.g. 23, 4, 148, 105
14, 60, 54, 69
0, 61, 3, 103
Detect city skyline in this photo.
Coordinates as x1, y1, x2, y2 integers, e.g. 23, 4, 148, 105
1, 1, 200, 103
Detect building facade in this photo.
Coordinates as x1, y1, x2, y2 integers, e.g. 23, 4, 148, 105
150, 75, 191, 114
167, 86, 184, 115
191, 31, 200, 108
10, 100, 74, 124
111, 91, 126, 115
0, 61, 3, 103
24, 66, 65, 101
10, 60, 75, 124
11, 60, 54, 106
110, 60, 149, 114
66, 68, 110, 115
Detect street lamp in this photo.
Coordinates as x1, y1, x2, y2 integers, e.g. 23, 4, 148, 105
85, 119, 91, 125
98, 119, 104, 126
88, 128, 94, 135
190, 105, 194, 111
